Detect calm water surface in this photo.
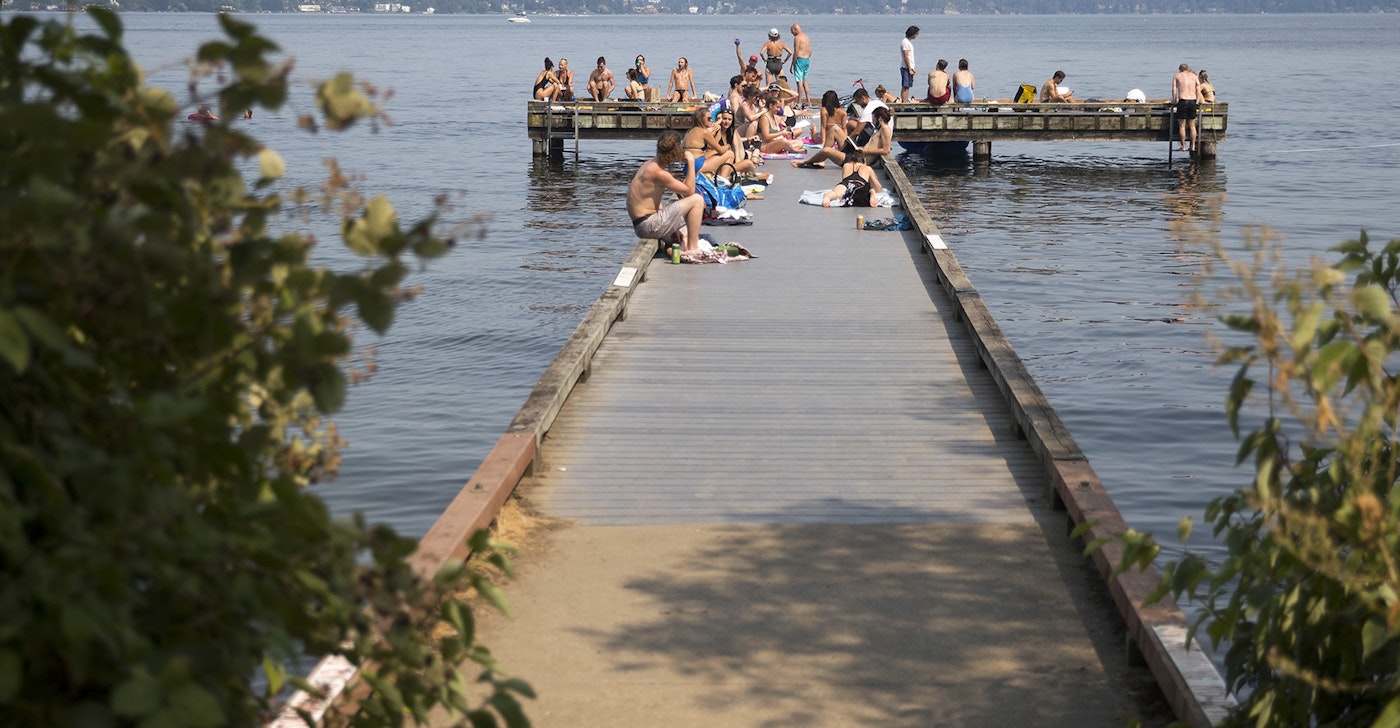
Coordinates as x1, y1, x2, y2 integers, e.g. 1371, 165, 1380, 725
89, 12, 1400, 552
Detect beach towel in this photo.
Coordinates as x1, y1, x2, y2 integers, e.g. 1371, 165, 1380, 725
798, 190, 902, 208
760, 152, 808, 160
679, 237, 756, 264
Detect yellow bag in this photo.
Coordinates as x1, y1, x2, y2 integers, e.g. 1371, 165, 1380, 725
1012, 84, 1036, 104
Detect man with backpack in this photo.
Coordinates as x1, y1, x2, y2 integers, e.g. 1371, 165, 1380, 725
627, 131, 703, 254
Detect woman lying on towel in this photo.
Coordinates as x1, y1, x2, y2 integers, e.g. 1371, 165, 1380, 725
821, 161, 883, 207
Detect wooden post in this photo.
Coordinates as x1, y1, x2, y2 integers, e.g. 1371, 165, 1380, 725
972, 140, 991, 162
532, 138, 547, 156
1197, 140, 1217, 159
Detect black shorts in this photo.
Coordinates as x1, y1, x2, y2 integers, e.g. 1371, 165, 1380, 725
1175, 99, 1198, 120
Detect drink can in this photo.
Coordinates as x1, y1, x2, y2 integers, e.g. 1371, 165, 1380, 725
856, 214, 864, 230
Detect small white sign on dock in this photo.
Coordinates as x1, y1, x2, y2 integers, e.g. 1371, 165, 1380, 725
613, 267, 638, 288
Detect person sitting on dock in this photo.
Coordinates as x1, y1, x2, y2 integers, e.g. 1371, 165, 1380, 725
628, 130, 703, 254
924, 59, 951, 106
683, 107, 734, 176
757, 95, 804, 154
793, 105, 891, 169
556, 58, 575, 101
533, 58, 561, 101
623, 69, 645, 101
845, 87, 887, 139
820, 160, 883, 207
587, 57, 614, 101
813, 89, 847, 146
667, 57, 696, 102
952, 59, 975, 104
1198, 69, 1215, 103
874, 84, 899, 104
1040, 70, 1073, 103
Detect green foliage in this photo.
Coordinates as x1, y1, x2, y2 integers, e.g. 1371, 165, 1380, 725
0, 10, 527, 727
1131, 230, 1400, 726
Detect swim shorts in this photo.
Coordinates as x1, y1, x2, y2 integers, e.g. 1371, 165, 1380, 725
792, 57, 809, 82
1175, 99, 1198, 120
631, 202, 688, 242
765, 56, 784, 75
900, 67, 915, 90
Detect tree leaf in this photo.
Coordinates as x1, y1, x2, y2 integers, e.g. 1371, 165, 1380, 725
0, 310, 31, 373
257, 148, 285, 180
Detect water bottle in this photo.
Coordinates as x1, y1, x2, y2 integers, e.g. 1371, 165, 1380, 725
671, 243, 681, 264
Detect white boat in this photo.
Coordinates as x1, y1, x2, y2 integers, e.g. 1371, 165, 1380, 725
508, 12, 530, 22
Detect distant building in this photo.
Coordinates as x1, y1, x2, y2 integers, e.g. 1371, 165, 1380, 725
297, 3, 321, 9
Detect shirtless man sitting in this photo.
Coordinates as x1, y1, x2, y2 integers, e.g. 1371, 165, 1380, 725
627, 131, 704, 253
1040, 70, 1072, 103
587, 56, 615, 101
925, 59, 951, 106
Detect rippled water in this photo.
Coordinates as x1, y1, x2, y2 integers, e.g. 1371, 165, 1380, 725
91, 11, 1400, 549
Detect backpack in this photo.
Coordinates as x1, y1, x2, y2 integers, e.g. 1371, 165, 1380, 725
695, 167, 745, 215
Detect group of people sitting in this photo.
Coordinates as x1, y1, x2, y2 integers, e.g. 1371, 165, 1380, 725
788, 87, 893, 172
533, 55, 702, 103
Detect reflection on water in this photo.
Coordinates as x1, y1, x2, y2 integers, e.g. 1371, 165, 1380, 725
902, 149, 1237, 549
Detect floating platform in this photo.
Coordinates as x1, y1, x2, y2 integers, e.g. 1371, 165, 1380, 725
527, 99, 1228, 160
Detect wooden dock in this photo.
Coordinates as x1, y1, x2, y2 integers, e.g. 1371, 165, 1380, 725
282, 157, 1235, 727
527, 99, 1229, 160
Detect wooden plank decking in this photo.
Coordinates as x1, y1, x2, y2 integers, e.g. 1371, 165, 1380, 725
281, 156, 1234, 727
528, 178, 1043, 526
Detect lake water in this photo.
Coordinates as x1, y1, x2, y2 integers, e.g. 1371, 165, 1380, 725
84, 11, 1400, 554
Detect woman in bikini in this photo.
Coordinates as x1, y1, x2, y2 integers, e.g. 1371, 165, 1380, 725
757, 96, 804, 155
734, 84, 764, 139
667, 57, 696, 102
814, 89, 847, 146
712, 108, 767, 182
682, 107, 733, 176
532, 57, 560, 101
1198, 69, 1215, 103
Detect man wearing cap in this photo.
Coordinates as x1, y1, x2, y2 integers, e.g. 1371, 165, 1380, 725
734, 39, 760, 77
760, 28, 791, 86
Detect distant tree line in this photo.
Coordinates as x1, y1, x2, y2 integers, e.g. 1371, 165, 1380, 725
5, 0, 1398, 13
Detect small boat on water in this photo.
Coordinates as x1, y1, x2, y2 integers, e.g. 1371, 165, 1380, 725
508, 11, 530, 22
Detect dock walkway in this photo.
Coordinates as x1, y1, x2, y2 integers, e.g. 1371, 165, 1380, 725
443, 161, 1229, 725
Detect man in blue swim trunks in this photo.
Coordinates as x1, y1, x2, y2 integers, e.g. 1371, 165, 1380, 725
790, 24, 812, 109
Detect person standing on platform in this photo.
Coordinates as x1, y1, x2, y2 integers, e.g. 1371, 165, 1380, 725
898, 25, 919, 102
760, 28, 790, 86
1172, 62, 1200, 152
627, 131, 703, 254
790, 24, 812, 109
952, 58, 975, 104
587, 57, 614, 101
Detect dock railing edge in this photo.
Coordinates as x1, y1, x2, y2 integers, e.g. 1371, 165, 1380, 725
271, 238, 660, 727
881, 155, 1234, 727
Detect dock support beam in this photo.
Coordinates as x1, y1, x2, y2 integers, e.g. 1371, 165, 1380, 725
532, 138, 546, 156
1197, 140, 1217, 160
973, 140, 991, 162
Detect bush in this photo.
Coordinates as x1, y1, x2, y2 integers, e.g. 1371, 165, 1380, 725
1120, 231, 1400, 726
0, 10, 528, 726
